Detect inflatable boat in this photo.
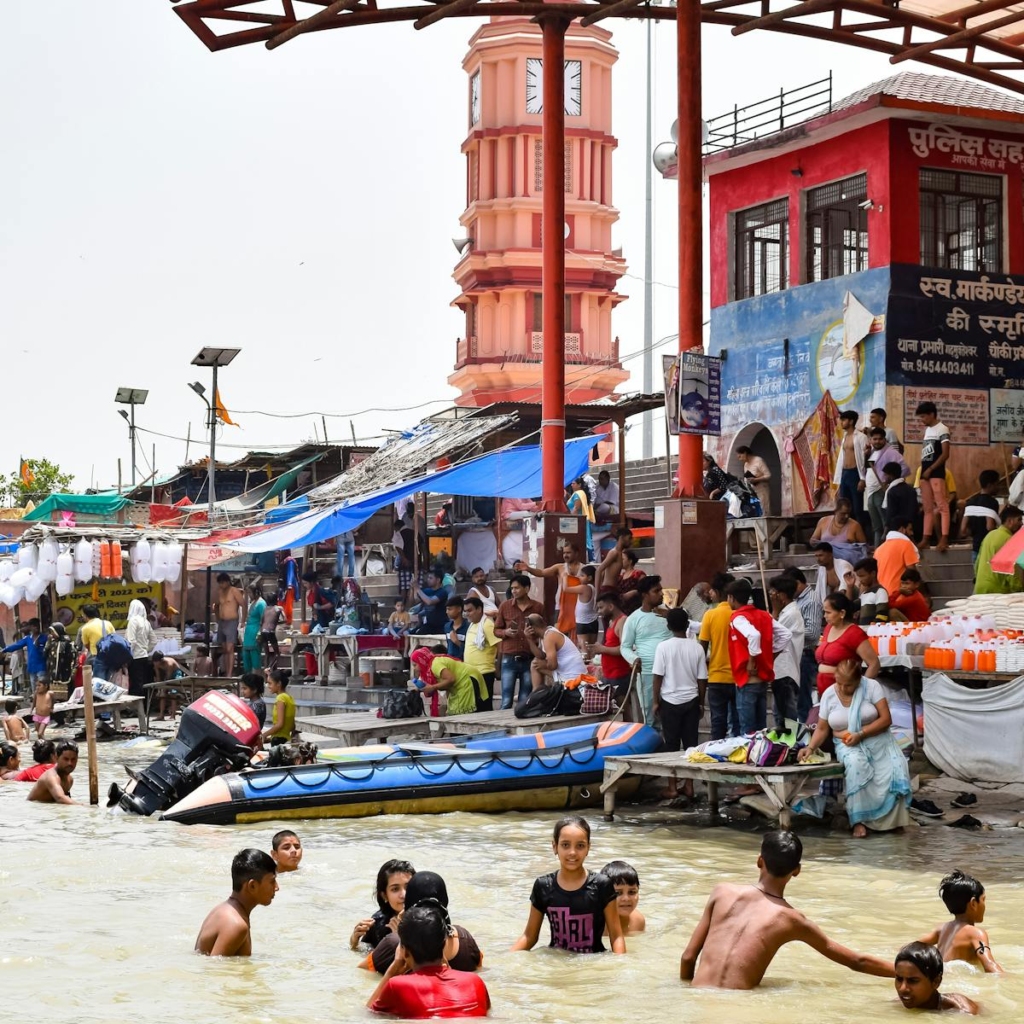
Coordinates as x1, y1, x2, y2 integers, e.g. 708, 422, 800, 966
161, 720, 660, 825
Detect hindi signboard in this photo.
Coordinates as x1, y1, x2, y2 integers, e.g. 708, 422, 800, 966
903, 386, 990, 448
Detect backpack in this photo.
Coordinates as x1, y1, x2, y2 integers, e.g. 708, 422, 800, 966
379, 688, 425, 720
514, 682, 582, 719
96, 631, 133, 672
747, 734, 797, 767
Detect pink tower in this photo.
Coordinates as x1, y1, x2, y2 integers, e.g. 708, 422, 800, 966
448, 18, 629, 407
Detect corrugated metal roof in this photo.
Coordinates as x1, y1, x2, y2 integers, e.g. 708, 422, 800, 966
834, 71, 1024, 116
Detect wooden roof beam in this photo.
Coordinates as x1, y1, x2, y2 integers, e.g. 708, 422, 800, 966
416, 0, 486, 29
891, 7, 1024, 62
265, 0, 362, 50
580, 0, 647, 27
732, 0, 842, 36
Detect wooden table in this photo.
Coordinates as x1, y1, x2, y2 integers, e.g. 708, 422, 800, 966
22, 696, 149, 735
600, 753, 844, 829
428, 709, 613, 738
144, 676, 237, 712
283, 632, 359, 681
726, 517, 792, 563
294, 711, 433, 744
408, 634, 447, 657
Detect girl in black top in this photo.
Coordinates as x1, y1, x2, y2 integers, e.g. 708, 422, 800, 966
512, 815, 624, 955
350, 859, 416, 951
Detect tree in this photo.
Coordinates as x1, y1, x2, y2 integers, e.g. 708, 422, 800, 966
0, 458, 75, 507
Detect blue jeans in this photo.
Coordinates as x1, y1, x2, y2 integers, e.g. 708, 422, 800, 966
336, 539, 356, 579
839, 467, 864, 522
798, 646, 818, 723
736, 681, 767, 734
707, 683, 738, 740
500, 654, 532, 709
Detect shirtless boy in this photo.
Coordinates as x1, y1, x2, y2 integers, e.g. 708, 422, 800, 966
918, 870, 1004, 973
680, 830, 895, 989
895, 942, 979, 1014
603, 860, 646, 936
27, 739, 78, 805
271, 830, 303, 873
213, 572, 245, 676
596, 528, 634, 592
195, 848, 278, 957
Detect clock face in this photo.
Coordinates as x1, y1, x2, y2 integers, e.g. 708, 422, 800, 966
470, 70, 480, 126
525, 58, 582, 116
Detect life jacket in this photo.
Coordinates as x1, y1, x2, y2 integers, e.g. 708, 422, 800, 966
728, 606, 775, 686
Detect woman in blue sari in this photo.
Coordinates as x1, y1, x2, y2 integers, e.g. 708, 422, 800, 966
799, 658, 911, 837
565, 479, 595, 560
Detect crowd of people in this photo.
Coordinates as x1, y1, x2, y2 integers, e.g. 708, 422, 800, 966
194, 821, 995, 1016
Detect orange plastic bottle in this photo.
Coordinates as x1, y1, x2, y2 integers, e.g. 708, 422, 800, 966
962, 648, 975, 672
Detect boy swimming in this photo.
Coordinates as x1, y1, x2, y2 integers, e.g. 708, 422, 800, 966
918, 870, 1003, 973
194, 849, 278, 957
895, 942, 979, 1014
271, 830, 303, 872
680, 830, 895, 988
602, 860, 645, 935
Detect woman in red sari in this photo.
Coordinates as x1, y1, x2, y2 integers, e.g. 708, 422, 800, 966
815, 592, 881, 698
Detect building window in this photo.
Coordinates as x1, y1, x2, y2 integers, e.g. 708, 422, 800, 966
805, 173, 868, 282
919, 168, 1002, 273
734, 199, 788, 299
532, 292, 574, 332
466, 301, 476, 340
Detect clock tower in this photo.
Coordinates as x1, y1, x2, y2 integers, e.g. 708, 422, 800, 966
448, 18, 629, 407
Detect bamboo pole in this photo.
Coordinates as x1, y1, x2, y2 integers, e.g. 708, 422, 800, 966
81, 662, 99, 805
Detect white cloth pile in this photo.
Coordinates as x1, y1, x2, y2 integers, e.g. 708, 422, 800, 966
941, 593, 1024, 631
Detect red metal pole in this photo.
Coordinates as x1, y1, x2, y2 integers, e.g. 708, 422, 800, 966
676, 0, 704, 497
541, 16, 569, 511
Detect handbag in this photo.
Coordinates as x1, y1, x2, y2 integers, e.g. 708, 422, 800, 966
579, 680, 614, 716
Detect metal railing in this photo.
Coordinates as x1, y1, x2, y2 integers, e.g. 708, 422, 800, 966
704, 74, 832, 154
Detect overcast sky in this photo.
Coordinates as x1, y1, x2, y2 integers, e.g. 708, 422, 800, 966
2, 3, 918, 491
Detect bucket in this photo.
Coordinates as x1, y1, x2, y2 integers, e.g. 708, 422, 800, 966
360, 671, 372, 688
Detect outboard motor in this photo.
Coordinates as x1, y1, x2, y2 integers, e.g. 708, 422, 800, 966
109, 691, 260, 816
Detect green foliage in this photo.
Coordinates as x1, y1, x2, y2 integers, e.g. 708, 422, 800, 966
0, 459, 75, 507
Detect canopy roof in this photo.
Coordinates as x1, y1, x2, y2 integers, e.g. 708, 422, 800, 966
22, 493, 132, 522
226, 433, 600, 553
171, 1, 1024, 96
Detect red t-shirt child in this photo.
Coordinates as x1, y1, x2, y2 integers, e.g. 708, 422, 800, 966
371, 964, 490, 1019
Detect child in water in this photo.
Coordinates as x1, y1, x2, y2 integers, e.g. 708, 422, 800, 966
1, 699, 29, 742
602, 860, 645, 936
31, 680, 53, 739
350, 859, 416, 951
895, 942, 979, 1014
918, 870, 1004, 973
271, 830, 303, 873
9, 738, 56, 783
195, 849, 278, 958
512, 815, 625, 954
367, 903, 490, 1019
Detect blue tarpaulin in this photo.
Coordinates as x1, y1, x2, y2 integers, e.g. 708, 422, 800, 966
225, 436, 600, 554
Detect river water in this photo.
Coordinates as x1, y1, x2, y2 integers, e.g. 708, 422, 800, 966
2, 741, 1023, 1023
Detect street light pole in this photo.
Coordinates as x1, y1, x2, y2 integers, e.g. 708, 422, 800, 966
115, 388, 149, 489
642, 14, 654, 459
208, 362, 218, 516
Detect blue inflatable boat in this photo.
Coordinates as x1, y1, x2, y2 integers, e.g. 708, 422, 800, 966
161, 720, 660, 825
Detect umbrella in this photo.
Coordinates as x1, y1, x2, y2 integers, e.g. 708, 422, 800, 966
988, 527, 1024, 575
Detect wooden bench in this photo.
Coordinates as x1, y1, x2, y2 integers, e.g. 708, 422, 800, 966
294, 711, 433, 745
21, 696, 149, 735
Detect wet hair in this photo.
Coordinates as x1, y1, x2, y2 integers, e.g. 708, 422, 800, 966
265, 593, 278, 607
782, 566, 806, 585
197, 644, 210, 656
824, 592, 855, 620
916, 401, 938, 417
895, 942, 944, 982
602, 860, 639, 888
761, 830, 802, 877
1001, 504, 1023, 524
231, 848, 277, 891
34, 679, 49, 690
0, 742, 17, 769
979, 469, 1000, 489
398, 904, 448, 965
839, 410, 859, 425
55, 739, 78, 757
463, 596, 484, 612
240, 672, 265, 698
597, 590, 620, 607
510, 573, 531, 589
445, 596, 464, 611
813, 541, 834, 554
4, 700, 17, 714
637, 575, 661, 595
151, 651, 165, 663
869, 427, 887, 439
375, 859, 416, 914
82, 603, 100, 619
217, 572, 232, 583
271, 829, 299, 851
666, 607, 690, 633
770, 575, 797, 600
581, 565, 597, 582
471, 566, 485, 576
32, 738, 56, 764
725, 579, 753, 605
268, 668, 289, 691
622, 549, 639, 568
853, 557, 878, 575
553, 814, 591, 844
901, 568, 922, 584
938, 869, 984, 914
405, 870, 450, 911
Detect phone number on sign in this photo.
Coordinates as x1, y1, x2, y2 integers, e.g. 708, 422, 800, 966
913, 359, 976, 375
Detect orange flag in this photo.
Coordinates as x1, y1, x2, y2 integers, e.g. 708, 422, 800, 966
19, 458, 34, 486
214, 390, 238, 427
